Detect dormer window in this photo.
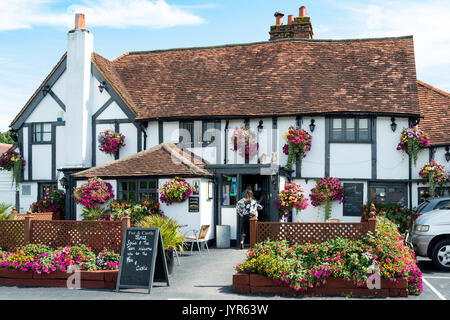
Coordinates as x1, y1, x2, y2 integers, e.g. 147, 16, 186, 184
330, 118, 371, 143
32, 123, 52, 143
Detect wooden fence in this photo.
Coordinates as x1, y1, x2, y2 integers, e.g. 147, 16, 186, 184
249, 205, 377, 248
0, 213, 130, 252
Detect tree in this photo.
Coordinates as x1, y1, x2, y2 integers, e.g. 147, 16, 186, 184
0, 131, 16, 145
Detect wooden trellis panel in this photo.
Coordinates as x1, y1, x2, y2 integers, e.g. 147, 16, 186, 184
0, 220, 25, 251
256, 222, 369, 245
30, 220, 124, 252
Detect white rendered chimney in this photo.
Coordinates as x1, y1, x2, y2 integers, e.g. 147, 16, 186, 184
64, 13, 93, 168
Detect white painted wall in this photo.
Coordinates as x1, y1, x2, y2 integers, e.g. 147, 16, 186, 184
301, 116, 325, 178
95, 123, 116, 166
164, 122, 180, 144
97, 101, 127, 120
0, 171, 15, 210
377, 117, 409, 179
118, 122, 137, 158
330, 144, 372, 179
26, 94, 63, 123
146, 121, 159, 149
31, 144, 52, 180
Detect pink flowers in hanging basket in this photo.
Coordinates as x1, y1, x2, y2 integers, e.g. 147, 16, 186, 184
419, 160, 449, 198
159, 177, 195, 206
282, 126, 312, 169
396, 126, 430, 165
274, 182, 309, 219
98, 130, 125, 155
0, 149, 26, 171
73, 177, 114, 209
230, 126, 259, 160
310, 177, 345, 221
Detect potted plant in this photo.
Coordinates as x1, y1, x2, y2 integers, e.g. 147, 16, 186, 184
419, 160, 449, 198
0, 149, 26, 189
159, 177, 195, 205
30, 189, 65, 218
310, 177, 345, 221
73, 177, 114, 209
396, 126, 430, 165
274, 182, 309, 221
282, 126, 312, 169
230, 126, 259, 160
98, 130, 125, 156
136, 215, 185, 275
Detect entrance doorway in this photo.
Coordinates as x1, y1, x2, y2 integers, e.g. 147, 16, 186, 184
240, 175, 271, 222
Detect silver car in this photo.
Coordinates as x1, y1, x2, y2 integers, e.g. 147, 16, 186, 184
410, 204, 450, 271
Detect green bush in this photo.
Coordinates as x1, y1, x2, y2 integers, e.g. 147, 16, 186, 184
361, 201, 412, 234
110, 199, 164, 225
137, 215, 185, 251
236, 216, 422, 295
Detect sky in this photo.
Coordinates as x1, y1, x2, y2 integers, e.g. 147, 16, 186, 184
0, 0, 449, 132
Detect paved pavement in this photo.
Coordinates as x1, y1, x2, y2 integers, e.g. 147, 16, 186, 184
0, 248, 448, 300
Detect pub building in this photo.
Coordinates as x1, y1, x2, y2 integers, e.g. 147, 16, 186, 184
9, 7, 450, 247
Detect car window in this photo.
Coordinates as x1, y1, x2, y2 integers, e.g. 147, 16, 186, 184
415, 201, 429, 213
434, 200, 450, 210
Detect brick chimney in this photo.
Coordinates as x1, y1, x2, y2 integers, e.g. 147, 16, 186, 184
64, 13, 94, 168
269, 6, 314, 41
274, 12, 284, 25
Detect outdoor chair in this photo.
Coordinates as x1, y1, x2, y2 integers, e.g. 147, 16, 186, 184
185, 225, 210, 255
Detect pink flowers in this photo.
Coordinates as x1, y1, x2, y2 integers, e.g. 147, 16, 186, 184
0, 149, 26, 172
230, 126, 259, 160
419, 160, 449, 198
310, 177, 345, 221
73, 177, 114, 208
397, 126, 430, 165
282, 126, 312, 169
159, 177, 195, 205
98, 130, 125, 155
274, 182, 309, 219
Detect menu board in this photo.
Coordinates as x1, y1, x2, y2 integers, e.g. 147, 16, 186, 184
116, 228, 169, 294
343, 183, 364, 217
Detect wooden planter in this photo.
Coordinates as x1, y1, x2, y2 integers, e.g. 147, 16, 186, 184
233, 273, 408, 298
0, 268, 118, 289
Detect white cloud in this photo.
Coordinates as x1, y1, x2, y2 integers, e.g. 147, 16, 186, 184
0, 0, 205, 31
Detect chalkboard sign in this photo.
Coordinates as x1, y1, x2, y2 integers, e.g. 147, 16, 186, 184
116, 228, 170, 294
343, 183, 364, 217
188, 196, 200, 212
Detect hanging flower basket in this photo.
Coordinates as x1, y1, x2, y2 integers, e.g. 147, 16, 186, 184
73, 177, 115, 209
310, 177, 345, 221
230, 126, 259, 160
282, 126, 312, 169
419, 160, 449, 198
0, 149, 26, 189
159, 177, 195, 206
98, 130, 125, 155
274, 182, 309, 220
396, 126, 430, 166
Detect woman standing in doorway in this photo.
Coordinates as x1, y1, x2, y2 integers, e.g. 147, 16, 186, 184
236, 190, 262, 249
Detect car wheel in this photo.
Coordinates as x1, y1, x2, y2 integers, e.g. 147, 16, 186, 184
431, 239, 450, 271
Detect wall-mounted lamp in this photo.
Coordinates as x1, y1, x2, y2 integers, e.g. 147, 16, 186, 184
257, 120, 264, 133
445, 146, 450, 162
59, 177, 69, 190
98, 81, 107, 93
42, 85, 51, 96
309, 119, 316, 132
391, 117, 397, 132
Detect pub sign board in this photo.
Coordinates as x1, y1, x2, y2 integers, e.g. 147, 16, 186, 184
116, 228, 170, 294
343, 183, 364, 217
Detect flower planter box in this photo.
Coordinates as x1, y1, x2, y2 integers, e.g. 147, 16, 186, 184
0, 268, 118, 289
233, 273, 408, 298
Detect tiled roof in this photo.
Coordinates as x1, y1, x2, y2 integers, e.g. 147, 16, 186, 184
417, 80, 450, 145
73, 143, 213, 179
0, 143, 12, 154
96, 36, 420, 120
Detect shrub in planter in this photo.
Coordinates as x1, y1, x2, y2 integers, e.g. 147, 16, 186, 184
419, 160, 449, 199
235, 216, 422, 295
159, 177, 195, 205
30, 189, 65, 214
109, 199, 164, 225
137, 215, 185, 275
309, 177, 345, 221
396, 126, 430, 165
274, 182, 309, 220
0, 203, 13, 220
361, 202, 413, 234
73, 177, 114, 209
0, 244, 120, 274
98, 130, 125, 155
81, 207, 110, 221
